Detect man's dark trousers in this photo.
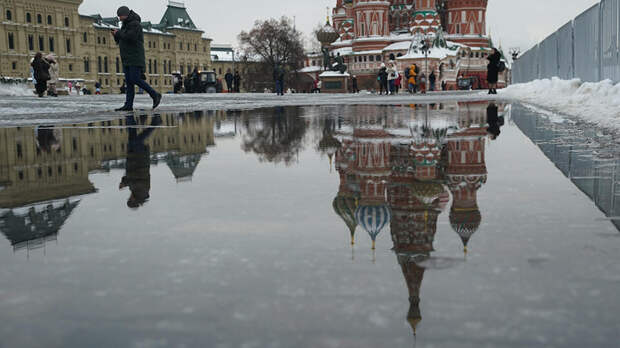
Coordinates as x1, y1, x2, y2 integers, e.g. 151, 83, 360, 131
124, 66, 157, 108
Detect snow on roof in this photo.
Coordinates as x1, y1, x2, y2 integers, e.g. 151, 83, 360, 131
332, 47, 353, 55
320, 71, 350, 77
383, 41, 411, 51
300, 66, 321, 73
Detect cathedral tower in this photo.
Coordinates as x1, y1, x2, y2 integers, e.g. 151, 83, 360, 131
445, 0, 489, 47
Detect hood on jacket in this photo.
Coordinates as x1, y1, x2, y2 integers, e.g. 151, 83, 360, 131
45, 54, 56, 63
124, 10, 141, 24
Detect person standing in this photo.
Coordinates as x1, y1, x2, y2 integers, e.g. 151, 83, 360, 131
378, 63, 388, 95
419, 73, 427, 94
224, 69, 233, 93
394, 72, 402, 95
46, 55, 59, 97
429, 70, 436, 92
95, 81, 102, 95
31, 53, 50, 97
233, 71, 241, 93
487, 48, 501, 95
67, 80, 72, 95
274, 64, 285, 96
408, 64, 417, 94
351, 75, 358, 93
387, 62, 398, 95
112, 6, 161, 111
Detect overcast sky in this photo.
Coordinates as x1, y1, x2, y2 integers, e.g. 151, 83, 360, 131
79, 0, 600, 52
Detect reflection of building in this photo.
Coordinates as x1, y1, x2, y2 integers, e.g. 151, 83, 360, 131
0, 199, 78, 252
0, 112, 215, 251
331, 102, 494, 336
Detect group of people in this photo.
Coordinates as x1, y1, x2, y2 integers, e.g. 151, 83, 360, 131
30, 53, 59, 97
224, 70, 242, 93
377, 59, 439, 96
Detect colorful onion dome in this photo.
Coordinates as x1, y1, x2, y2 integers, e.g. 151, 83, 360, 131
332, 194, 359, 245
355, 204, 392, 250
449, 208, 482, 254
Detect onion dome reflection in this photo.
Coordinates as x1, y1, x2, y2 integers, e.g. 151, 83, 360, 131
0, 199, 79, 252
446, 102, 489, 254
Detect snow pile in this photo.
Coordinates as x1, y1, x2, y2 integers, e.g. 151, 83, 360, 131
500, 77, 620, 129
0, 83, 33, 97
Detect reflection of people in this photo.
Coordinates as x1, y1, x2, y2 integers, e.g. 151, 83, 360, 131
35, 126, 61, 153
119, 115, 161, 209
486, 102, 502, 139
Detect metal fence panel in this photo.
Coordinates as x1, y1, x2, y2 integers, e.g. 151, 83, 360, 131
538, 33, 559, 79
557, 21, 575, 79
574, 3, 601, 82
601, 0, 620, 81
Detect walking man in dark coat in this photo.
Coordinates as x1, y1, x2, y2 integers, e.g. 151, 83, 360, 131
233, 71, 241, 93
224, 69, 234, 93
112, 6, 161, 111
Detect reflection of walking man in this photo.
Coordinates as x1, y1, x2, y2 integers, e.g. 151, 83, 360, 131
113, 6, 162, 111
119, 115, 161, 209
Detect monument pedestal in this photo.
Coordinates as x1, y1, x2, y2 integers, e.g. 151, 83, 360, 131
319, 72, 350, 94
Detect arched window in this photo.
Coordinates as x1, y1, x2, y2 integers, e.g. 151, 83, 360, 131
83, 32, 87, 43
37, 14, 42, 24
5, 10, 12, 21
64, 17, 69, 27
47, 15, 52, 25
26, 13, 31, 23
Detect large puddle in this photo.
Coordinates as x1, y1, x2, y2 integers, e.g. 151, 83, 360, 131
0, 103, 618, 348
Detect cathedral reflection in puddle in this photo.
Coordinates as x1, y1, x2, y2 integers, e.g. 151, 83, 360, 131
331, 102, 503, 336
0, 102, 509, 345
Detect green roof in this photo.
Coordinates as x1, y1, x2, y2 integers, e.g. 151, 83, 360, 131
159, 3, 200, 31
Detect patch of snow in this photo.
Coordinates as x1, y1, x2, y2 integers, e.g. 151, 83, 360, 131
500, 77, 620, 130
0, 83, 33, 97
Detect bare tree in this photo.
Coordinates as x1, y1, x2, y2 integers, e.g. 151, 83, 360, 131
238, 17, 306, 91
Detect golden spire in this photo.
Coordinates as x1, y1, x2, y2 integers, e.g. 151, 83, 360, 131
326, 7, 331, 25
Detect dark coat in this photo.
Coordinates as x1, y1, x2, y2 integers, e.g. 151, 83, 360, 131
31, 57, 50, 82
274, 66, 285, 82
487, 103, 501, 137
487, 51, 501, 84
429, 72, 436, 84
234, 73, 241, 84
378, 67, 388, 83
114, 11, 146, 69
225, 72, 233, 84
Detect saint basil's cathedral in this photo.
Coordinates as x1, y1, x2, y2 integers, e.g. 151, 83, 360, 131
303, 0, 507, 90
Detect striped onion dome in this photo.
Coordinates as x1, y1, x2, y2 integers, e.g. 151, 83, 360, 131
355, 204, 392, 250
449, 208, 482, 254
332, 195, 359, 245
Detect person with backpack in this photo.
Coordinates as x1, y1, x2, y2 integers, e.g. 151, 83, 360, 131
407, 64, 417, 94
31, 53, 50, 97
112, 6, 162, 111
487, 48, 502, 95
